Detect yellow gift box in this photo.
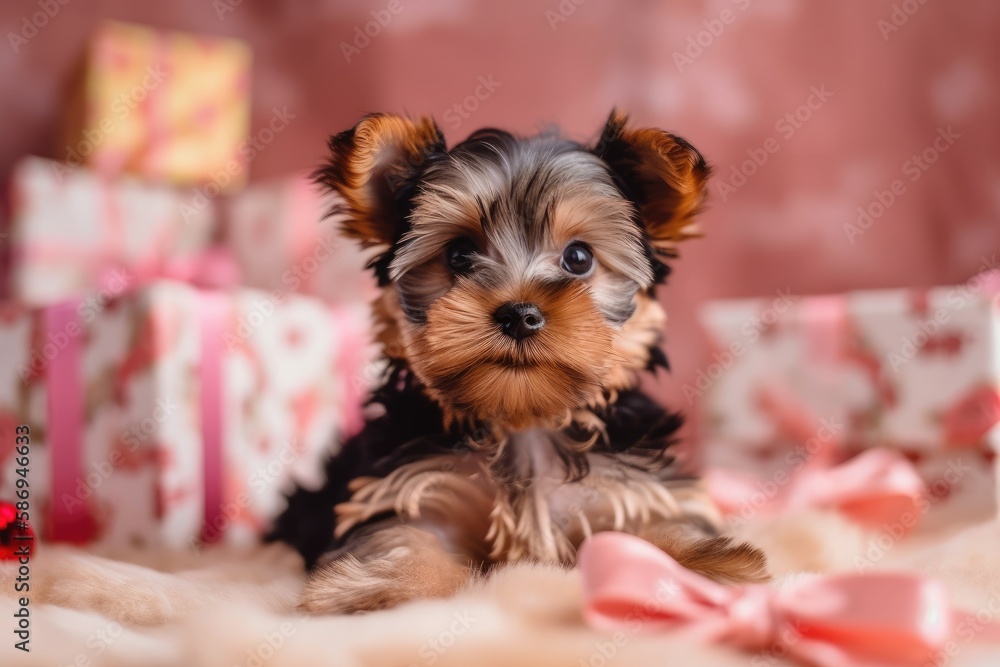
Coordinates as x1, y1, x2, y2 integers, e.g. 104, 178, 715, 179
63, 21, 252, 192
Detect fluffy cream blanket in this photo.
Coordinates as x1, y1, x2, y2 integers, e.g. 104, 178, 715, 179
4, 509, 1000, 667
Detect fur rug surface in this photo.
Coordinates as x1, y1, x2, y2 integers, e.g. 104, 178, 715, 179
4, 507, 1000, 667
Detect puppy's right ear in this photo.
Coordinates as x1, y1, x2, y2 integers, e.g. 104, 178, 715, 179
316, 113, 446, 250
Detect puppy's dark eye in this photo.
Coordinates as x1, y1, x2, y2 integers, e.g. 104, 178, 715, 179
560, 242, 594, 277
446, 238, 477, 274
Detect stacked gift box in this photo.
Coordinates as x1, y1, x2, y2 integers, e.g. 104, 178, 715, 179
699, 271, 1000, 531
0, 21, 376, 549
4, 155, 377, 309
0, 286, 369, 549
61, 20, 252, 191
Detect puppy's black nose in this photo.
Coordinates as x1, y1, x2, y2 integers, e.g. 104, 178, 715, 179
493, 302, 545, 341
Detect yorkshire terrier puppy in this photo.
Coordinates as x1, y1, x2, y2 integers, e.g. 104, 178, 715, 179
272, 110, 768, 614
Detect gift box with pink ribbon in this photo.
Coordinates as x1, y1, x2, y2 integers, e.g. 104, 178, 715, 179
3, 157, 379, 309
0, 280, 369, 549
699, 269, 1000, 528
61, 20, 251, 191
3, 155, 217, 306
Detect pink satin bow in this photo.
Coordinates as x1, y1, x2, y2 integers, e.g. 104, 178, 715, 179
579, 532, 998, 667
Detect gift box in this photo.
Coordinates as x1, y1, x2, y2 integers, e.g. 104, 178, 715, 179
0, 280, 370, 549
4, 156, 217, 306
699, 270, 1000, 525
62, 21, 251, 191
223, 174, 378, 306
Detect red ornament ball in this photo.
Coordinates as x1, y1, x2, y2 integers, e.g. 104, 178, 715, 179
0, 501, 34, 560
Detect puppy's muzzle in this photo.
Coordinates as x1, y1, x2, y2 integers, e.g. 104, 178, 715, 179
493, 302, 545, 341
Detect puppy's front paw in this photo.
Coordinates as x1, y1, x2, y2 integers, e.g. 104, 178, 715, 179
299, 548, 408, 614
675, 536, 770, 584
647, 530, 770, 584
298, 543, 469, 615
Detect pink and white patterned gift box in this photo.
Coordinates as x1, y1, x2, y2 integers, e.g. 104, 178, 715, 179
0, 280, 369, 549
3, 156, 216, 306
699, 271, 1000, 524
2, 158, 378, 310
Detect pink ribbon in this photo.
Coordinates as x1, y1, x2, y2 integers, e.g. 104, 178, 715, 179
579, 532, 1000, 667
706, 449, 926, 529
97, 246, 242, 294
14, 235, 239, 305
45, 301, 95, 543
196, 290, 228, 544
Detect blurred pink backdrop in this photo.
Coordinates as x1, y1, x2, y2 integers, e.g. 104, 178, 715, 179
2, 0, 998, 444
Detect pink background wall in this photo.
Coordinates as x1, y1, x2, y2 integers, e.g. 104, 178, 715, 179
2, 0, 998, 441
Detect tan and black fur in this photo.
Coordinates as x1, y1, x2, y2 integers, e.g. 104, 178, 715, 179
271, 111, 767, 614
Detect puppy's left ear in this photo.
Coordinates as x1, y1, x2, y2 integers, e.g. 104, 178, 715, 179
316, 113, 446, 250
593, 110, 711, 257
